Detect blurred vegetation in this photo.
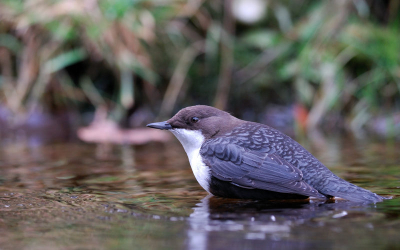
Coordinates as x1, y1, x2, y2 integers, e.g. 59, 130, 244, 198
0, 0, 399, 137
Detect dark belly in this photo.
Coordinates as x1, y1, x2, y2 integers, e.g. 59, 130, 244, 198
209, 176, 309, 200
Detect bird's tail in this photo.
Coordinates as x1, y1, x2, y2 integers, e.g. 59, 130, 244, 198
318, 176, 386, 203
328, 189, 385, 203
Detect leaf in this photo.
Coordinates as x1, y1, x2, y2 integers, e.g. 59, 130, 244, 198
0, 34, 22, 54
241, 30, 279, 50
44, 48, 87, 74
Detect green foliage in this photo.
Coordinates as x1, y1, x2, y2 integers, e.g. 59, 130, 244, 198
0, 0, 398, 136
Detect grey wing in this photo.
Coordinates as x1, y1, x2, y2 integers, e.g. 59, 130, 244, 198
200, 139, 325, 198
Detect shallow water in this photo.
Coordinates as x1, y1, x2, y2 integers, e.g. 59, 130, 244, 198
0, 136, 399, 250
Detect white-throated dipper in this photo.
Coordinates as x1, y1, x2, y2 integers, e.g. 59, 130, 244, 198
147, 105, 383, 203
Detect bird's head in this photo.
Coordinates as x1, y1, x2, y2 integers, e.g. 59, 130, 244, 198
147, 105, 241, 140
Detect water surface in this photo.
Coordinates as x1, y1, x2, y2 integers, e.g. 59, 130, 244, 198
0, 137, 399, 249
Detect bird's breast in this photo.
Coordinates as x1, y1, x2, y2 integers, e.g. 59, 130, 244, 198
187, 149, 211, 193
170, 129, 211, 193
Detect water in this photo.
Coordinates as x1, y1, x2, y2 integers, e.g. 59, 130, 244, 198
0, 137, 399, 250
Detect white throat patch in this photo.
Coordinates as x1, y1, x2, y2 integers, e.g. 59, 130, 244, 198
170, 129, 211, 193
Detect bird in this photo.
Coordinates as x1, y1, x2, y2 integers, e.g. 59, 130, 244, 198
147, 105, 384, 203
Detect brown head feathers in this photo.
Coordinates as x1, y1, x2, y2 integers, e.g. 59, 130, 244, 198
167, 105, 243, 139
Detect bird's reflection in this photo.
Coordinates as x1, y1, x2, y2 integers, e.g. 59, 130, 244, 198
187, 195, 377, 250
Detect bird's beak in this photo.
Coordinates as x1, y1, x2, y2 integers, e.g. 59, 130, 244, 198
146, 121, 172, 130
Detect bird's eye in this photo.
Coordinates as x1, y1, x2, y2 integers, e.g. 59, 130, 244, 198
190, 117, 199, 123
